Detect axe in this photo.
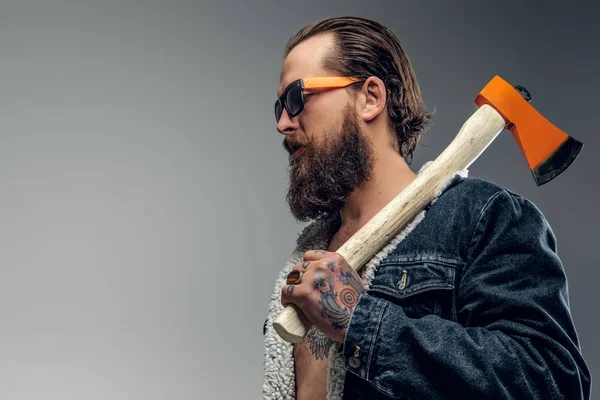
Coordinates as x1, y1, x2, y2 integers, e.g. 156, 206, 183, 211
273, 75, 583, 343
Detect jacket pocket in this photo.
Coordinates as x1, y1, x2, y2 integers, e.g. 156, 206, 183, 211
367, 261, 457, 320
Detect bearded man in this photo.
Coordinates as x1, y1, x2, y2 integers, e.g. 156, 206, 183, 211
262, 16, 591, 400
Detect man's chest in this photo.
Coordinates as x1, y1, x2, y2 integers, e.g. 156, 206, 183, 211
293, 328, 332, 400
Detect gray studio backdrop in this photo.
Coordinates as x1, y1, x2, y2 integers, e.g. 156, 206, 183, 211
0, 1, 597, 399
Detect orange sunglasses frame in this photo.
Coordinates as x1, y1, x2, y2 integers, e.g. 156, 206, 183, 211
302, 77, 361, 90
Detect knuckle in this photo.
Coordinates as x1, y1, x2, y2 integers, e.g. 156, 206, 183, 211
315, 261, 328, 271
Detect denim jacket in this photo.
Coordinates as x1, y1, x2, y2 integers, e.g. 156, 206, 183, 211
263, 174, 591, 399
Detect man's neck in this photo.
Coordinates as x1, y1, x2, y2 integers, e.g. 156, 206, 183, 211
338, 149, 417, 235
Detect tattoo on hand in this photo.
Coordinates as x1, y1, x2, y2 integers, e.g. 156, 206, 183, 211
302, 261, 310, 270
313, 275, 327, 291
319, 287, 352, 330
340, 269, 364, 293
287, 285, 294, 295
327, 260, 336, 271
316, 271, 364, 331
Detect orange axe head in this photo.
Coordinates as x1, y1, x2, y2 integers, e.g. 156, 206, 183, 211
475, 75, 583, 185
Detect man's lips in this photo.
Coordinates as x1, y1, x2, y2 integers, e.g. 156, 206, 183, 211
292, 146, 306, 159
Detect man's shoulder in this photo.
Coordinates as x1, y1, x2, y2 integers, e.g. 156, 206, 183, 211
438, 175, 546, 224
442, 175, 533, 206
444, 175, 509, 200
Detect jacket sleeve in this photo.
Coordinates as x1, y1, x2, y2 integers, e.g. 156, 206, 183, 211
341, 190, 591, 399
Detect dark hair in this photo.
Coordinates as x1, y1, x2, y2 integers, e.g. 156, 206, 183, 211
284, 16, 433, 164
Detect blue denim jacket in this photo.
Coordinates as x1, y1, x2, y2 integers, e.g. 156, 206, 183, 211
337, 176, 591, 399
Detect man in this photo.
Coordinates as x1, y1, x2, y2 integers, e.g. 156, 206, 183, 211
262, 16, 591, 400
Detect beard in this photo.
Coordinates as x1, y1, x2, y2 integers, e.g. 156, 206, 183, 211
284, 105, 374, 222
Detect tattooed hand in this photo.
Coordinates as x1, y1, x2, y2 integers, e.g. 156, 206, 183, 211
281, 250, 365, 343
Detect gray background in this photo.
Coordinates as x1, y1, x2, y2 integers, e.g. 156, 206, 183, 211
0, 0, 597, 398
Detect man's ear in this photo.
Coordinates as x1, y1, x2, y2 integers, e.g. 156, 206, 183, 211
356, 76, 387, 122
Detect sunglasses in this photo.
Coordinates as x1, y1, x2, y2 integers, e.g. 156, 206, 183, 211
274, 77, 362, 122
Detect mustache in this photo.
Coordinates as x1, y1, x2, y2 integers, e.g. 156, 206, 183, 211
282, 137, 310, 155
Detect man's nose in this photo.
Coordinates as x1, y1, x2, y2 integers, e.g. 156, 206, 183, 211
277, 109, 299, 135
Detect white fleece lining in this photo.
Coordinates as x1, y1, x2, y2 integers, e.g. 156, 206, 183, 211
263, 163, 468, 400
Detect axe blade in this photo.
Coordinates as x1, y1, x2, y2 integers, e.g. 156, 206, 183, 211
532, 136, 583, 186
475, 76, 583, 186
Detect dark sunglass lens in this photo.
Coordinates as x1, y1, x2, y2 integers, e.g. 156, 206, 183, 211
274, 101, 283, 121
285, 86, 303, 116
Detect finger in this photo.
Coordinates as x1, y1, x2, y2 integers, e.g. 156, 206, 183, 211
298, 260, 311, 270
290, 261, 312, 278
281, 264, 309, 306
289, 259, 313, 276
303, 249, 331, 261
280, 283, 301, 308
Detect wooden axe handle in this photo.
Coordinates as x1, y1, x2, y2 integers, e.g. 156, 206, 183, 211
273, 104, 506, 343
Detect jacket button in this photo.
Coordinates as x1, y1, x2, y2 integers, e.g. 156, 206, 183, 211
348, 345, 361, 368
348, 356, 361, 368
